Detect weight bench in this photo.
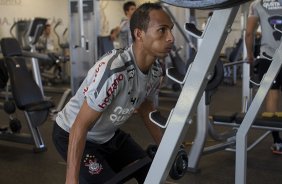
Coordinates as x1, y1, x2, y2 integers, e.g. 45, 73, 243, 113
213, 112, 282, 131
0, 37, 54, 152
211, 112, 282, 153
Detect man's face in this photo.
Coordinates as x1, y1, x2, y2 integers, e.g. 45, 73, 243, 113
126, 5, 136, 19
141, 10, 174, 59
45, 26, 51, 36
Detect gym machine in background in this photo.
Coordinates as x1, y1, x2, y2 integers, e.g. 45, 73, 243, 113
0, 16, 71, 151
9, 20, 31, 50
6, 17, 71, 119
182, 3, 247, 173
0, 38, 54, 152
143, 0, 251, 183
17, 18, 71, 114
0, 18, 54, 152
69, 0, 99, 95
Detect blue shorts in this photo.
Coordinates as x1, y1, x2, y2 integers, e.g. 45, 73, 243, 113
52, 123, 150, 184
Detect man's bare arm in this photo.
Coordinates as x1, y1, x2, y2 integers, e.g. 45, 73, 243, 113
138, 99, 163, 145
245, 16, 259, 63
65, 100, 102, 184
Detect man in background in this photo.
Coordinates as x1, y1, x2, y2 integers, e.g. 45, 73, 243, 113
119, 1, 136, 48
245, 0, 282, 154
37, 24, 58, 53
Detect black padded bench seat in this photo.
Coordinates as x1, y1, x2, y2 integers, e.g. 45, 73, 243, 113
212, 112, 282, 129
162, 0, 249, 10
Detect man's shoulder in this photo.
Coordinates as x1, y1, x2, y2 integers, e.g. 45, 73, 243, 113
120, 17, 130, 29
96, 48, 134, 72
120, 17, 129, 23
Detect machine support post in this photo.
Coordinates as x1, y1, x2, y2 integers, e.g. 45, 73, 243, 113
145, 6, 240, 183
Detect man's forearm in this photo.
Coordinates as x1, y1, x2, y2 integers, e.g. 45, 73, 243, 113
139, 100, 163, 144
245, 33, 254, 59
66, 125, 88, 184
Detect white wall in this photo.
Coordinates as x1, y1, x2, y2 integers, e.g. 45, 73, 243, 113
0, 0, 143, 38
99, 0, 150, 36
0, 0, 69, 38
0, 0, 245, 53
99, 1, 125, 36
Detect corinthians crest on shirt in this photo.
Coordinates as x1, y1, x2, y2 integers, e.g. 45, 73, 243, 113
83, 154, 103, 175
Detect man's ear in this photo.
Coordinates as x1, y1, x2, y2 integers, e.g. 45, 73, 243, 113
134, 28, 143, 41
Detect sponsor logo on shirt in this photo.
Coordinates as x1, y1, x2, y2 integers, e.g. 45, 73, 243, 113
262, 0, 282, 10
98, 73, 124, 109
110, 106, 135, 124
94, 61, 106, 82
82, 61, 106, 95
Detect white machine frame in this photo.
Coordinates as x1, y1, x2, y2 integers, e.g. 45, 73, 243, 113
145, 2, 282, 184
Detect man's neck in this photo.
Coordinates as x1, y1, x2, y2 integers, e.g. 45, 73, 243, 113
132, 44, 156, 74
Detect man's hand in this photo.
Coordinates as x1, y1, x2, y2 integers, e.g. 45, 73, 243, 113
247, 55, 255, 64
138, 99, 163, 145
